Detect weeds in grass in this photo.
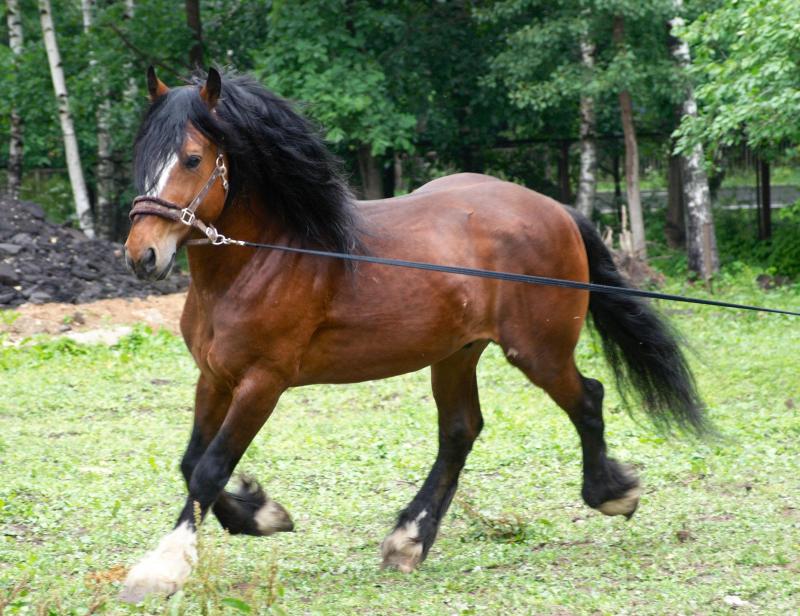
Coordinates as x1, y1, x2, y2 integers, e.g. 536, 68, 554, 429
162, 502, 286, 614
0, 574, 31, 613
0, 310, 20, 327
456, 495, 532, 544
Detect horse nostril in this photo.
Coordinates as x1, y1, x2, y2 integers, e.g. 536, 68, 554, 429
124, 248, 134, 272
142, 247, 157, 273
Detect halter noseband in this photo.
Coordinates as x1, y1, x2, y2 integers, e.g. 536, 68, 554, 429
130, 153, 235, 245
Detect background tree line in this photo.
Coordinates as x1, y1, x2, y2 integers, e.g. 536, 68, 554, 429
1, 0, 799, 280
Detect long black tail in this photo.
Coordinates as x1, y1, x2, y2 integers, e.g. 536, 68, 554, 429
567, 208, 710, 436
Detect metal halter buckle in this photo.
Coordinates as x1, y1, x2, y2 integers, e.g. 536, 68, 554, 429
205, 225, 224, 245
180, 208, 196, 226
215, 154, 229, 193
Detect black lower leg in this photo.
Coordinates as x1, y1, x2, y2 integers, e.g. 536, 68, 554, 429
180, 423, 263, 533
176, 431, 242, 529
395, 421, 479, 557
177, 373, 293, 535
572, 376, 639, 513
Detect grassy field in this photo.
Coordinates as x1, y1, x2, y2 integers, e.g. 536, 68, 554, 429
0, 272, 798, 615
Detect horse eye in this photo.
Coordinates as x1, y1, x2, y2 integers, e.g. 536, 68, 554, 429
185, 155, 201, 169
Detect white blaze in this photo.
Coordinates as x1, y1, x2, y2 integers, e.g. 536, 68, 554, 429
147, 153, 178, 197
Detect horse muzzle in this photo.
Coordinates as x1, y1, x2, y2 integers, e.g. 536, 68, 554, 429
124, 244, 176, 281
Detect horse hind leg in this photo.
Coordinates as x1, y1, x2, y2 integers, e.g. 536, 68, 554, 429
509, 351, 641, 518
381, 341, 488, 572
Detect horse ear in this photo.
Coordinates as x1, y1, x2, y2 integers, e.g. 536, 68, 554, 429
200, 67, 222, 109
146, 66, 169, 102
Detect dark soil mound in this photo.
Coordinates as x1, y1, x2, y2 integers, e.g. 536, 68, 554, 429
0, 196, 189, 307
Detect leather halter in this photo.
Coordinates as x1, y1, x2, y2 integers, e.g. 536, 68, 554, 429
129, 154, 234, 245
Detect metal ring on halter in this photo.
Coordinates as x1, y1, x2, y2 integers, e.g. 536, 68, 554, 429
205, 225, 226, 245
215, 154, 229, 192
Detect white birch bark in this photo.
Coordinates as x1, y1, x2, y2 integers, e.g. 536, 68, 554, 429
575, 35, 597, 217
671, 5, 719, 276
123, 0, 138, 100
6, 0, 24, 199
80, 0, 93, 30
83, 0, 115, 239
39, 0, 95, 237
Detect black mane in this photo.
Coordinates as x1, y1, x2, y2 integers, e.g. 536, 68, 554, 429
134, 70, 361, 254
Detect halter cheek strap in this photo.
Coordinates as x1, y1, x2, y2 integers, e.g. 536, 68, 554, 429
130, 154, 238, 246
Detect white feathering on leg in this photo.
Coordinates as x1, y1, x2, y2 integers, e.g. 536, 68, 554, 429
254, 496, 294, 534
119, 522, 197, 603
597, 486, 641, 517
381, 510, 427, 573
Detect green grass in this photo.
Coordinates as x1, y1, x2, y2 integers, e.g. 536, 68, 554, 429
1, 276, 799, 615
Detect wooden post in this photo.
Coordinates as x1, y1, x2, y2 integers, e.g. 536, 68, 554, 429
702, 222, 713, 292
759, 159, 771, 240
558, 140, 571, 204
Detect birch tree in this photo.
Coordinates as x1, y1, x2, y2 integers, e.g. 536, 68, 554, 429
5, 0, 24, 199
39, 0, 94, 237
670, 2, 718, 277
82, 0, 115, 239
575, 33, 597, 217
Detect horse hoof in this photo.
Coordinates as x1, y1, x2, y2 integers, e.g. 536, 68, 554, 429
597, 486, 641, 518
119, 522, 197, 603
380, 518, 425, 573
255, 498, 294, 535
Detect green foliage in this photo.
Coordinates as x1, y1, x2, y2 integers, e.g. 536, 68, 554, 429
768, 202, 800, 277
483, 0, 685, 140
254, 1, 416, 157
676, 0, 800, 153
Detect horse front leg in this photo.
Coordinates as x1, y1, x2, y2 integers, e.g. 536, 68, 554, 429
180, 378, 293, 537
120, 369, 288, 603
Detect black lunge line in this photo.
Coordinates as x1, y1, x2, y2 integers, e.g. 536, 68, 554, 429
195, 236, 800, 318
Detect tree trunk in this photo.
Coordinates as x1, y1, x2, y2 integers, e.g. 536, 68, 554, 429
670, 3, 719, 276
381, 150, 396, 198
6, 0, 24, 199
665, 154, 685, 248
758, 158, 771, 240
39, 0, 94, 237
95, 100, 115, 239
575, 35, 597, 217
185, 0, 203, 68
613, 16, 646, 259
80, 0, 93, 29
612, 149, 622, 222
357, 144, 384, 200
557, 140, 571, 203
83, 0, 116, 239
393, 153, 407, 195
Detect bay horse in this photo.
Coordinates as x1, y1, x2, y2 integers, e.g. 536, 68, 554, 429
120, 68, 706, 601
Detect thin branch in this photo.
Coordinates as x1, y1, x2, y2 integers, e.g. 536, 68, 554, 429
106, 23, 190, 78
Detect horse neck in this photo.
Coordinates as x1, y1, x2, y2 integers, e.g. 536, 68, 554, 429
186, 194, 289, 292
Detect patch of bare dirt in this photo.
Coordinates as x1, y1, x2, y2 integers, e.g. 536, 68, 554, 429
0, 292, 186, 342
